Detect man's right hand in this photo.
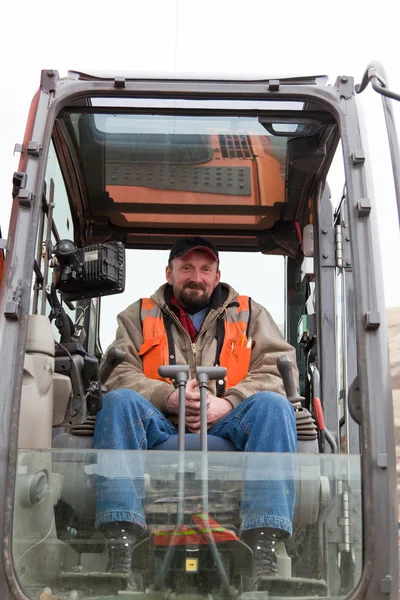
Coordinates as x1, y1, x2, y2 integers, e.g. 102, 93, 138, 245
166, 379, 203, 416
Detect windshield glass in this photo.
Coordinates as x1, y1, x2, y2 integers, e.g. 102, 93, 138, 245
59, 99, 330, 248
14, 449, 362, 600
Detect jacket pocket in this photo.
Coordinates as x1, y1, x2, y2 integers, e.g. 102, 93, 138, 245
138, 336, 167, 381
222, 341, 251, 388
138, 336, 164, 357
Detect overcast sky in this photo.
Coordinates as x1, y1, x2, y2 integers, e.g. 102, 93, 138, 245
1, 0, 399, 347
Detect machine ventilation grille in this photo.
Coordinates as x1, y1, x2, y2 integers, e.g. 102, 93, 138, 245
219, 134, 252, 159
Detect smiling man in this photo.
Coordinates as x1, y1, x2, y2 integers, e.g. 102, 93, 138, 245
93, 236, 298, 590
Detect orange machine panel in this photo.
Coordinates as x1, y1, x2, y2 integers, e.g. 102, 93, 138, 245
103, 134, 285, 230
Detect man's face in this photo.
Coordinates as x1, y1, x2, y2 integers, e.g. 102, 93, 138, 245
166, 250, 221, 311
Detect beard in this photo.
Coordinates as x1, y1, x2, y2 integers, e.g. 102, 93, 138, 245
175, 283, 212, 312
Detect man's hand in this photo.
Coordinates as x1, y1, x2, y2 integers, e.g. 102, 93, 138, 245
186, 393, 233, 433
166, 379, 204, 416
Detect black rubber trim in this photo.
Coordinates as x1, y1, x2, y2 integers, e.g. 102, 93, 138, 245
162, 313, 176, 366
215, 314, 226, 397
246, 297, 252, 337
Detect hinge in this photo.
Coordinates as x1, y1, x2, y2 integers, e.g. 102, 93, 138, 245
335, 224, 343, 268
320, 227, 335, 267
339, 220, 352, 269
338, 490, 351, 552
321, 225, 350, 269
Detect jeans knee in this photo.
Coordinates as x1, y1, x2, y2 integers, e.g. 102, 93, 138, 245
248, 391, 295, 419
101, 388, 148, 416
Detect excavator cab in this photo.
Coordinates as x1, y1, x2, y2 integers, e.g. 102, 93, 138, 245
0, 67, 399, 600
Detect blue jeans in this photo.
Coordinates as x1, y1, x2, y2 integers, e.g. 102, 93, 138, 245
93, 390, 297, 535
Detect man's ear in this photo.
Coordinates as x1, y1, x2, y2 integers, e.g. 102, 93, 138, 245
166, 265, 173, 285
214, 269, 221, 287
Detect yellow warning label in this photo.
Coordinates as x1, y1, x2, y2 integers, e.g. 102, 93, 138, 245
185, 557, 198, 572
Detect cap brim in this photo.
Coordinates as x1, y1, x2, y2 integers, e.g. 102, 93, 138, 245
176, 246, 218, 261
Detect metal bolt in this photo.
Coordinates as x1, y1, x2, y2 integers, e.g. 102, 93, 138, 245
341, 76, 348, 84
47, 70, 55, 78
323, 253, 328, 259
322, 228, 328, 234
346, 261, 351, 267
346, 236, 350, 241
329, 527, 335, 533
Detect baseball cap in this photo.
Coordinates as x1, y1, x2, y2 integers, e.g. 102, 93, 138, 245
169, 236, 219, 263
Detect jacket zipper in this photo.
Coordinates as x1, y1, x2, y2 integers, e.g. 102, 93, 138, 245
191, 342, 197, 370
163, 303, 224, 375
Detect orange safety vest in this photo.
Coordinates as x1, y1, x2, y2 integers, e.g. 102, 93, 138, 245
138, 296, 252, 391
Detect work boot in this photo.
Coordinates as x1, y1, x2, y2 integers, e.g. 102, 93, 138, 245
100, 521, 142, 585
242, 527, 288, 589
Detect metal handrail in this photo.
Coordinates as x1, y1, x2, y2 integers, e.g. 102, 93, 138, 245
356, 61, 400, 230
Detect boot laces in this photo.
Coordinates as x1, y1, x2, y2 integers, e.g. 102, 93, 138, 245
103, 524, 138, 575
253, 531, 279, 579
108, 537, 134, 574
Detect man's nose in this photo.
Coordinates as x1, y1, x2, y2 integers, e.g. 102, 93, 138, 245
190, 270, 203, 283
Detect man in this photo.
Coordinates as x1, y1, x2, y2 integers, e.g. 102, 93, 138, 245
93, 236, 298, 590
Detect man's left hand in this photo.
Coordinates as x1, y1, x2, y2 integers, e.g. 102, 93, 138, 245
186, 394, 233, 433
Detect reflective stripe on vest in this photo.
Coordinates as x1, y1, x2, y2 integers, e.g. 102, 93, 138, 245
139, 296, 251, 389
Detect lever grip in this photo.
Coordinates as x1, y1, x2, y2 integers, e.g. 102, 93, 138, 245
158, 365, 189, 384
277, 355, 298, 401
196, 366, 227, 385
100, 347, 126, 385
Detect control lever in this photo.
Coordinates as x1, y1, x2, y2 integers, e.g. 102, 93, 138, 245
277, 355, 303, 407
196, 366, 227, 451
155, 365, 190, 590
196, 365, 230, 594
158, 365, 190, 451
277, 355, 318, 443
100, 347, 126, 386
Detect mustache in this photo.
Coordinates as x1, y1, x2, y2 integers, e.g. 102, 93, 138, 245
184, 283, 206, 292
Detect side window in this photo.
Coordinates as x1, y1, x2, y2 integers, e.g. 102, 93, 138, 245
31, 141, 76, 342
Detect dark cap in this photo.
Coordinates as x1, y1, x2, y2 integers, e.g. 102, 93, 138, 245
169, 236, 219, 263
